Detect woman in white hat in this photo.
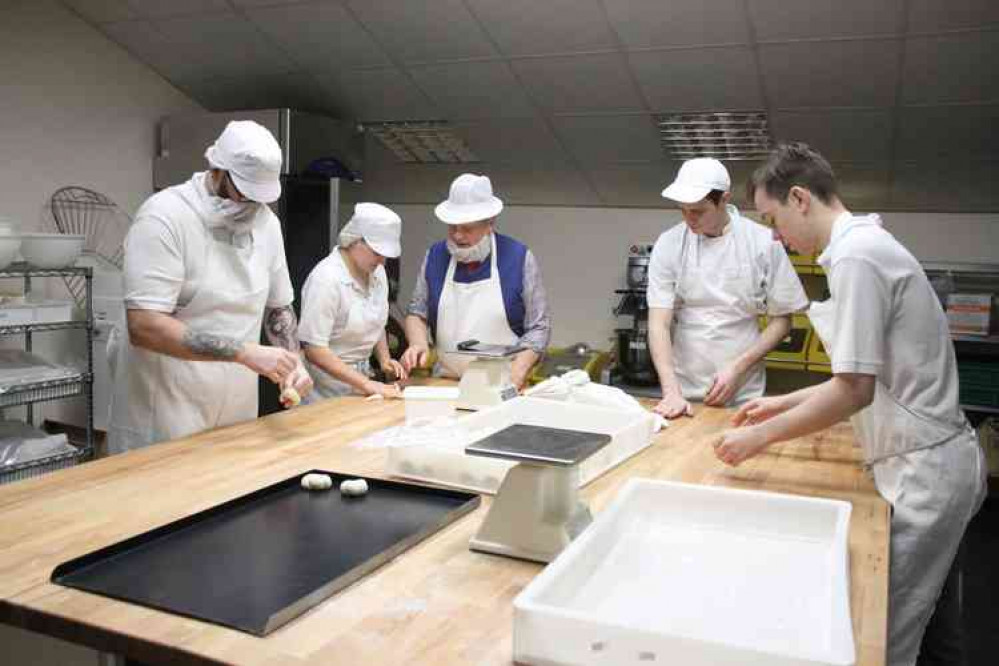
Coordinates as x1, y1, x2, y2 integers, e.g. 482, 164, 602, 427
299, 203, 407, 399
400, 173, 551, 389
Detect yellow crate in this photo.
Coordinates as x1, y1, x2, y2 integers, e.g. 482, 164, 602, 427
763, 313, 812, 365
807, 326, 832, 372
528, 348, 611, 386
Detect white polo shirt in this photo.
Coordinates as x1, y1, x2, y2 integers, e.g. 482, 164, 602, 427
123, 172, 293, 314
298, 248, 389, 350
817, 212, 965, 429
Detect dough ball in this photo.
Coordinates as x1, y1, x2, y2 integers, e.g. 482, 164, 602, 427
301, 473, 332, 491
340, 478, 369, 497
281, 387, 302, 408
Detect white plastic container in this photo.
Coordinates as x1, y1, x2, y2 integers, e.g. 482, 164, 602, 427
18, 233, 85, 268
514, 479, 855, 666
0, 302, 33, 326
0, 236, 22, 270
386, 396, 656, 494
32, 300, 73, 324
402, 386, 460, 424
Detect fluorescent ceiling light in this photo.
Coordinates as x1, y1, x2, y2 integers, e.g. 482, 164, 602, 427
657, 112, 772, 161
364, 121, 479, 164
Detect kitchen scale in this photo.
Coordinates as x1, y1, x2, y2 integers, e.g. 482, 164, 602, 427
453, 339, 524, 411
465, 424, 612, 563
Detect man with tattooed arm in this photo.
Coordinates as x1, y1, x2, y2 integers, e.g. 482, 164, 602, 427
107, 121, 312, 454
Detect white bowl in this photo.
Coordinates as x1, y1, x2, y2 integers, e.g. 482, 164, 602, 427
18, 233, 85, 268
0, 236, 22, 269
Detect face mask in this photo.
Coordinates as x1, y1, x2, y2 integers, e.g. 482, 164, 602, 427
207, 174, 260, 230
447, 233, 491, 263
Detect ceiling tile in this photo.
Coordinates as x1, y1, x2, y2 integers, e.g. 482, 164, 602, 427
147, 13, 298, 79
244, 1, 390, 70
511, 53, 646, 114
603, 0, 749, 49
907, 0, 999, 33
126, 0, 231, 19
465, 0, 616, 56
628, 47, 762, 112
551, 115, 662, 163
748, 0, 902, 42
229, 0, 320, 6
345, 0, 497, 64
770, 110, 894, 161
316, 67, 438, 122
895, 105, 999, 160
485, 165, 602, 206
902, 32, 999, 105
760, 40, 899, 108
585, 163, 674, 207
61, 0, 135, 23
450, 119, 569, 166
175, 71, 334, 114
409, 61, 536, 120
890, 160, 999, 211
100, 19, 207, 81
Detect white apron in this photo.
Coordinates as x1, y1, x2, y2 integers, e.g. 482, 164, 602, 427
107, 187, 270, 454
809, 297, 985, 666
672, 214, 767, 404
435, 234, 519, 378
305, 272, 386, 399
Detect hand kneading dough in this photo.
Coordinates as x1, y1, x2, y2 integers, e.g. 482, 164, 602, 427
301, 473, 332, 491
340, 478, 369, 496
281, 387, 302, 407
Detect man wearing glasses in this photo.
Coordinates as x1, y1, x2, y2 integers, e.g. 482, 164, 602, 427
108, 121, 312, 454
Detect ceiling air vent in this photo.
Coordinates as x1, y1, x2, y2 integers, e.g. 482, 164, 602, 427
364, 120, 479, 164
657, 112, 772, 161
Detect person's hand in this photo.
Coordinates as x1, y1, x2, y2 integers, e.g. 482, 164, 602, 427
711, 426, 770, 466
731, 395, 790, 427
237, 344, 298, 384
365, 381, 402, 399
400, 344, 429, 373
380, 358, 408, 382
511, 367, 529, 392
281, 363, 312, 401
652, 387, 693, 419
704, 364, 744, 407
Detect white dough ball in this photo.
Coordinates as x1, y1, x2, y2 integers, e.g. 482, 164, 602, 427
301, 473, 332, 491
281, 387, 302, 408
340, 478, 369, 497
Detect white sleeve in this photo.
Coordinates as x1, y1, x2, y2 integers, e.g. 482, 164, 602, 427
766, 241, 809, 315
829, 258, 889, 376
646, 232, 678, 309
298, 270, 342, 347
266, 216, 294, 308
123, 215, 184, 313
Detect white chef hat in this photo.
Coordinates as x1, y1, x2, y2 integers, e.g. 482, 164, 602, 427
205, 121, 283, 203
339, 203, 402, 258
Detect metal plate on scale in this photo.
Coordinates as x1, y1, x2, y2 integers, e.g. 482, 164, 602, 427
466, 424, 612, 467
51, 471, 480, 636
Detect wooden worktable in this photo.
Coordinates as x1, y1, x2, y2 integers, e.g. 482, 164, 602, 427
0, 396, 888, 665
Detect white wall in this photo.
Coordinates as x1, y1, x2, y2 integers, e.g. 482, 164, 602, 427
394, 203, 999, 351
0, 0, 202, 431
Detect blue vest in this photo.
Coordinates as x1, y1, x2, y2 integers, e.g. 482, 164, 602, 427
425, 233, 528, 340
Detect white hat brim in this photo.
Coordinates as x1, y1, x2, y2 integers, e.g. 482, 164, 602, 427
434, 197, 503, 225
230, 171, 281, 204
661, 182, 711, 204
366, 236, 401, 259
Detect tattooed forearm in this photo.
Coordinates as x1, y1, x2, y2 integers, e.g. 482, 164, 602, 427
264, 305, 300, 353
182, 329, 241, 360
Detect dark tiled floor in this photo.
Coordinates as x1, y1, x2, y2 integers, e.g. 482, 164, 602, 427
963, 493, 998, 665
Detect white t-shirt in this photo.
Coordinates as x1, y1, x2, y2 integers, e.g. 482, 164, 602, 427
123, 172, 293, 313
647, 206, 807, 316
817, 212, 965, 429
298, 248, 389, 350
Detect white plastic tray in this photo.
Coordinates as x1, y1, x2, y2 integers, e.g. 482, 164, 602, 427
514, 479, 855, 666
385, 397, 656, 495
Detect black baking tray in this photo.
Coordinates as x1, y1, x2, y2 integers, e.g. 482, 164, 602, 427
51, 471, 480, 636
465, 424, 612, 467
